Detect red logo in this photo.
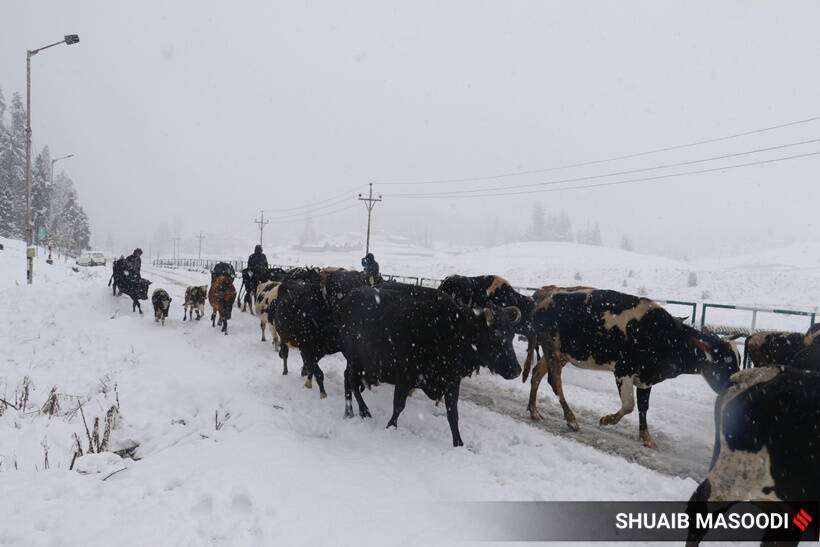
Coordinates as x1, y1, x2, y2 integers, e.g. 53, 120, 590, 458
793, 508, 813, 532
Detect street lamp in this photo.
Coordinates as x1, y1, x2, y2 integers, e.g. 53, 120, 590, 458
25, 34, 80, 285
51, 154, 74, 186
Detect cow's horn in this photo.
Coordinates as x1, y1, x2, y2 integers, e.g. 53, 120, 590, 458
504, 306, 522, 325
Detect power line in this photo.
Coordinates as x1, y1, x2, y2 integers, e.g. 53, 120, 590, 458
263, 183, 367, 213
383, 137, 820, 198
378, 114, 820, 186
385, 150, 820, 199
264, 201, 360, 224
254, 210, 270, 245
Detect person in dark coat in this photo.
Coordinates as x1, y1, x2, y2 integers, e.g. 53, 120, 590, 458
361, 252, 380, 285
125, 248, 143, 279
246, 245, 269, 293
247, 245, 268, 275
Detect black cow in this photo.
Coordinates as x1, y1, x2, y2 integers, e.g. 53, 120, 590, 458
788, 343, 820, 372
438, 275, 535, 336
271, 280, 340, 397
686, 367, 820, 546
743, 323, 820, 369
336, 284, 523, 447
283, 266, 322, 285
117, 273, 151, 314
523, 287, 739, 448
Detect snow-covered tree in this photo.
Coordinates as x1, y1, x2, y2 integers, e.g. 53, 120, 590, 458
620, 234, 633, 251
32, 146, 52, 243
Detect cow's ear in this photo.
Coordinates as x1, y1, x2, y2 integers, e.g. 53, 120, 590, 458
689, 336, 711, 354
484, 308, 495, 326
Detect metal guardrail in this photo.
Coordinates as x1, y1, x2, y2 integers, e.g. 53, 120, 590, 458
151, 258, 814, 335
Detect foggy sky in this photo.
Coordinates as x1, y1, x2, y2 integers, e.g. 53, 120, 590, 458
2, 1, 819, 258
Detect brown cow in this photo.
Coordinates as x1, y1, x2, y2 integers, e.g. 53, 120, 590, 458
208, 273, 237, 335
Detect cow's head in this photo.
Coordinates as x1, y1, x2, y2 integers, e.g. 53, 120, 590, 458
689, 331, 739, 393
474, 305, 523, 380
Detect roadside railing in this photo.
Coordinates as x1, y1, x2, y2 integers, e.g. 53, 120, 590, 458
151, 258, 814, 336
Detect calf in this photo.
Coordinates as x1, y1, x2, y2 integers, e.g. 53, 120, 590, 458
183, 286, 207, 321
272, 280, 340, 396
336, 284, 522, 446
151, 289, 172, 325
743, 324, 820, 368
524, 287, 739, 448
685, 367, 820, 545
254, 281, 281, 349
208, 267, 237, 334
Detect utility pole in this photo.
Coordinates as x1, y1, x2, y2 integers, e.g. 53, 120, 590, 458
196, 231, 205, 259
358, 183, 382, 255
254, 210, 269, 246
172, 237, 181, 261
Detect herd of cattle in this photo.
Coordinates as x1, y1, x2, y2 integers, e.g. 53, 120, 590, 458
109, 261, 819, 531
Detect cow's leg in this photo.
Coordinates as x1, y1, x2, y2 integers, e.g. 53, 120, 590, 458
600, 374, 635, 426
386, 382, 410, 429
547, 359, 578, 431
260, 319, 266, 342
526, 354, 549, 420
636, 387, 655, 448
343, 366, 355, 418
222, 313, 228, 334
211, 311, 216, 327
348, 368, 371, 418
278, 345, 289, 375
444, 380, 464, 447
312, 358, 326, 399
183, 305, 188, 321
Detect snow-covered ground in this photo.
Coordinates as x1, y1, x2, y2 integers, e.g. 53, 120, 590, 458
1, 235, 817, 546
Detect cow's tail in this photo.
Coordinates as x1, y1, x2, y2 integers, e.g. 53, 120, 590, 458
742, 336, 751, 369
522, 335, 537, 382
108, 274, 113, 287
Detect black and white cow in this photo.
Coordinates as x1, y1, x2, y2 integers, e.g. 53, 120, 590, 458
151, 288, 172, 325
183, 285, 207, 321
743, 323, 820, 369
438, 274, 535, 337
685, 366, 820, 545
336, 284, 523, 446
254, 280, 281, 348
271, 280, 340, 396
523, 287, 739, 448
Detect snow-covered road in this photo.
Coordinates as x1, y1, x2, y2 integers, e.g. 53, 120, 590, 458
1, 248, 706, 546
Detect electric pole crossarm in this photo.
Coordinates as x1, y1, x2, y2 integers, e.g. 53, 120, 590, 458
254, 210, 270, 246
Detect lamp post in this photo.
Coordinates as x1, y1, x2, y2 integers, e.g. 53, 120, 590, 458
50, 154, 74, 187
25, 34, 80, 285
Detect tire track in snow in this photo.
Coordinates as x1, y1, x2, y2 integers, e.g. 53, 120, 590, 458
146, 265, 712, 480
459, 382, 711, 481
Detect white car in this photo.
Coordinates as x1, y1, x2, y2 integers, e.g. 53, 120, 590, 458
76, 251, 107, 267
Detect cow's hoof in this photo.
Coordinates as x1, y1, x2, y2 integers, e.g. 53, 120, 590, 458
452, 438, 464, 447
360, 409, 371, 419
567, 420, 580, 432
282, 370, 288, 376
304, 378, 313, 389
599, 414, 620, 426
344, 407, 354, 419
528, 408, 543, 421
320, 391, 327, 400
386, 420, 397, 429
640, 431, 656, 449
